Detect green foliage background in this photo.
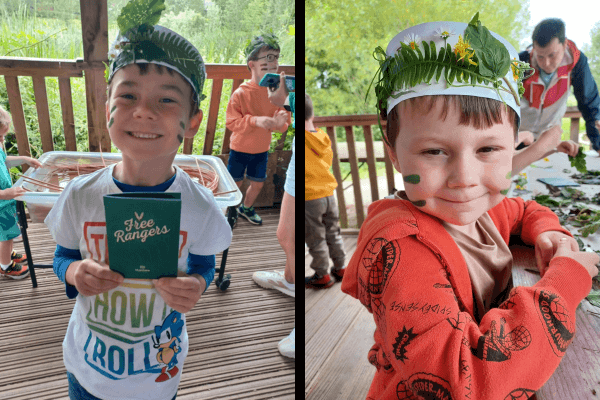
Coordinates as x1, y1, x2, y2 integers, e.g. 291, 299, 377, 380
305, 0, 530, 120
0, 0, 295, 169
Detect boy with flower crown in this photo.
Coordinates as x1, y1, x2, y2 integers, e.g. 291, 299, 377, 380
341, 13, 599, 398
44, 1, 232, 399
225, 33, 291, 225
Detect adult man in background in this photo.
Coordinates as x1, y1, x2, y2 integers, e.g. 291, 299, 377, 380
513, 18, 600, 174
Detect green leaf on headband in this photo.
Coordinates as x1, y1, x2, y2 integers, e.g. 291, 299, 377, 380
117, 0, 166, 35
465, 12, 510, 79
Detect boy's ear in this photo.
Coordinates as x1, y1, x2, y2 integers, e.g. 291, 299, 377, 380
185, 109, 203, 139
384, 142, 402, 174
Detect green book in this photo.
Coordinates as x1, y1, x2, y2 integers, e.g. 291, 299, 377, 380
104, 192, 181, 279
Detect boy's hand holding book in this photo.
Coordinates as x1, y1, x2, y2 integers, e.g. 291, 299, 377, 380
66, 259, 124, 297
153, 273, 206, 314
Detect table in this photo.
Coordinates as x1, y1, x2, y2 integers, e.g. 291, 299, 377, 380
509, 150, 600, 398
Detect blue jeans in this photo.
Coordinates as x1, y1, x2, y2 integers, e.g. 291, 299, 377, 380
67, 372, 177, 400
227, 149, 269, 182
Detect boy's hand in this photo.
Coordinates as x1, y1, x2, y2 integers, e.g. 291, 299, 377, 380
267, 71, 289, 107
551, 237, 599, 279
556, 140, 579, 158
255, 116, 276, 131
66, 259, 124, 296
26, 157, 42, 169
153, 275, 205, 314
516, 130, 534, 147
272, 110, 288, 131
536, 231, 578, 277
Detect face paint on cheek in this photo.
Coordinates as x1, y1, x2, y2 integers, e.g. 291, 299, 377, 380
411, 200, 426, 207
403, 174, 420, 184
177, 121, 185, 143
108, 105, 117, 128
505, 171, 512, 179
500, 188, 510, 195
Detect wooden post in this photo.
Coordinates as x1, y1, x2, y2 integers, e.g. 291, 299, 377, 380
4, 76, 32, 170
327, 127, 347, 228
79, 0, 109, 153
570, 117, 580, 143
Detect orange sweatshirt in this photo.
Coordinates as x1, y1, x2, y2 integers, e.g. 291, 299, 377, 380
341, 197, 592, 399
226, 80, 291, 154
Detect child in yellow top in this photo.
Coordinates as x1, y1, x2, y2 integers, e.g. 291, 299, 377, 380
304, 93, 346, 289
225, 33, 291, 225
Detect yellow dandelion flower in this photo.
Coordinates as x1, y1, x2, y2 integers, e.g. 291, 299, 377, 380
454, 35, 477, 66
544, 157, 549, 162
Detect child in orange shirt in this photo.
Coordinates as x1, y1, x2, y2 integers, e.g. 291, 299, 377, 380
225, 33, 291, 225
341, 13, 599, 399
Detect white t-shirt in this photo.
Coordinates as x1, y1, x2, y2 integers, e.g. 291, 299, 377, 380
45, 164, 232, 400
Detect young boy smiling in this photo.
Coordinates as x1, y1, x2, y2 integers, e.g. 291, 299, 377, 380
341, 14, 599, 398
44, 3, 232, 399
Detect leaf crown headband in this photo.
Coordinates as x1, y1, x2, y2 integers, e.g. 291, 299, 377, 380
245, 31, 281, 62
107, 0, 207, 104
368, 13, 534, 145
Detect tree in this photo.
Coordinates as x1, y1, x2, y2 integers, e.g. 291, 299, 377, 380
305, 0, 530, 118
582, 21, 600, 89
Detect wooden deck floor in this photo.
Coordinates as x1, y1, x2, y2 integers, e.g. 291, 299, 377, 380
0, 207, 295, 400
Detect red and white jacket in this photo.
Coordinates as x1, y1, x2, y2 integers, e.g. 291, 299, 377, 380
519, 39, 580, 137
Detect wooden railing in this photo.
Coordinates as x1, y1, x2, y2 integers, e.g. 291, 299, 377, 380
0, 58, 295, 156
314, 106, 585, 229
0, 1, 295, 207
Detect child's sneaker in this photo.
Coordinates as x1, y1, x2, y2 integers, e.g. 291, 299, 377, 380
278, 327, 295, 359
331, 266, 346, 281
0, 261, 30, 280
252, 270, 295, 298
305, 272, 334, 289
237, 205, 262, 225
11, 250, 27, 263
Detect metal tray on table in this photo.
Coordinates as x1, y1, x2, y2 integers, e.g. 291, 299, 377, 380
13, 151, 242, 223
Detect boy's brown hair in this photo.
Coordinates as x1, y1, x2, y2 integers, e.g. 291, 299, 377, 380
305, 93, 314, 121
107, 63, 200, 118
383, 95, 518, 149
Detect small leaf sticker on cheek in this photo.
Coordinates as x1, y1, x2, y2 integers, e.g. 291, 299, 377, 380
411, 200, 426, 207
505, 171, 512, 179
108, 117, 114, 128
111, 106, 117, 114
500, 188, 509, 195
403, 174, 420, 184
